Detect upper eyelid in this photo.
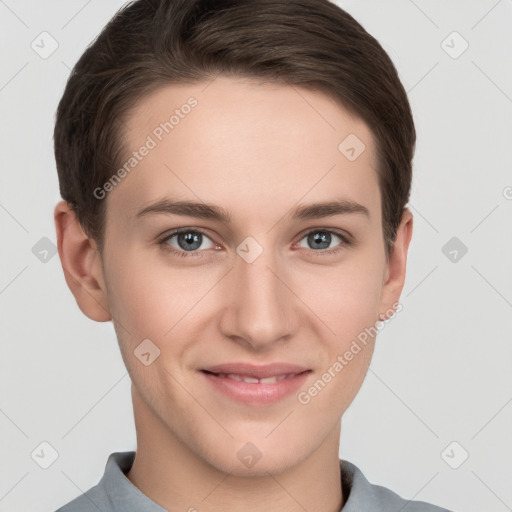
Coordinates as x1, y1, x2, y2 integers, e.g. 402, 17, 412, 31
295, 226, 350, 241
160, 227, 214, 242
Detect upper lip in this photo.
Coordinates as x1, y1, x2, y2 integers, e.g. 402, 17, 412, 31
201, 362, 311, 379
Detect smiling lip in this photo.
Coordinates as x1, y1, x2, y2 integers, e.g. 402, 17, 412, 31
201, 362, 310, 379
199, 362, 311, 406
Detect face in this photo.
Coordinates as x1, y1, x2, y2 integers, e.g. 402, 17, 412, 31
94, 76, 404, 476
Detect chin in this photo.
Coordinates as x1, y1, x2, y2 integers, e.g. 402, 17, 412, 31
197, 434, 308, 477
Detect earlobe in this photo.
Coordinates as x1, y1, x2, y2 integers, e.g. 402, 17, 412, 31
378, 208, 413, 319
54, 200, 112, 322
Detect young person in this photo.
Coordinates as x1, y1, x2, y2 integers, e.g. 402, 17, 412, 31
53, 0, 452, 510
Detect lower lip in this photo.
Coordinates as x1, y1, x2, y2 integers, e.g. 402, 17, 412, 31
199, 370, 311, 406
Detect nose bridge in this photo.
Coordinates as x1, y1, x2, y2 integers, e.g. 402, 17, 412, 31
220, 237, 297, 347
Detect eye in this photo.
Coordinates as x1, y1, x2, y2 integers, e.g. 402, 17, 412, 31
159, 228, 216, 257
296, 229, 350, 255
158, 227, 351, 259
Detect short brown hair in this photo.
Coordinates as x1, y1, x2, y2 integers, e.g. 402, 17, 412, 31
54, 0, 416, 257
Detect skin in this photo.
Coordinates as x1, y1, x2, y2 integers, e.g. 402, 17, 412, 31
54, 75, 413, 512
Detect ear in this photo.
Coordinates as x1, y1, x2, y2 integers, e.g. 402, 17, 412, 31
378, 208, 413, 319
54, 200, 112, 322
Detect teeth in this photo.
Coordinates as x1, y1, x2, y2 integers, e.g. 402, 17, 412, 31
216, 372, 299, 383
223, 373, 243, 382
239, 375, 260, 384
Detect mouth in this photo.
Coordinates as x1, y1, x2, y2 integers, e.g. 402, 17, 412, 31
201, 369, 309, 384
199, 366, 312, 406
200, 361, 311, 379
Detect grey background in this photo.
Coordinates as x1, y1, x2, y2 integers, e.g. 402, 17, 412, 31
1, 1, 511, 511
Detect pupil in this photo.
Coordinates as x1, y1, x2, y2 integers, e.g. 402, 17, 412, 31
310, 231, 330, 249
179, 232, 201, 251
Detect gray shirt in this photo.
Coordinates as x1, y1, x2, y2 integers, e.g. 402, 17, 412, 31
55, 451, 453, 511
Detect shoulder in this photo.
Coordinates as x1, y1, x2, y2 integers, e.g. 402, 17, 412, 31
53, 483, 109, 512
340, 459, 453, 512
53, 451, 137, 512
53, 451, 166, 512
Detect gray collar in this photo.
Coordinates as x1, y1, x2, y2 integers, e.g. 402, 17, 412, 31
80, 451, 448, 512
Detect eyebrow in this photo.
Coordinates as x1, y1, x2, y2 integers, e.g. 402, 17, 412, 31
135, 197, 370, 223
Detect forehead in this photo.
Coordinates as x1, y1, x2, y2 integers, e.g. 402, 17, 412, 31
110, 76, 380, 224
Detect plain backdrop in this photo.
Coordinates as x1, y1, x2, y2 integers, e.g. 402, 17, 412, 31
1, 1, 511, 511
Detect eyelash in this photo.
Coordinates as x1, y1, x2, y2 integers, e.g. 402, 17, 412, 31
158, 227, 352, 258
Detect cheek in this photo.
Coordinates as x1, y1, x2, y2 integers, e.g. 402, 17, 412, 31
298, 263, 381, 413
105, 254, 198, 405
105, 251, 215, 341
295, 253, 384, 340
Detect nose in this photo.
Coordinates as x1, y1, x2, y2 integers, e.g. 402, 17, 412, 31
218, 243, 299, 350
